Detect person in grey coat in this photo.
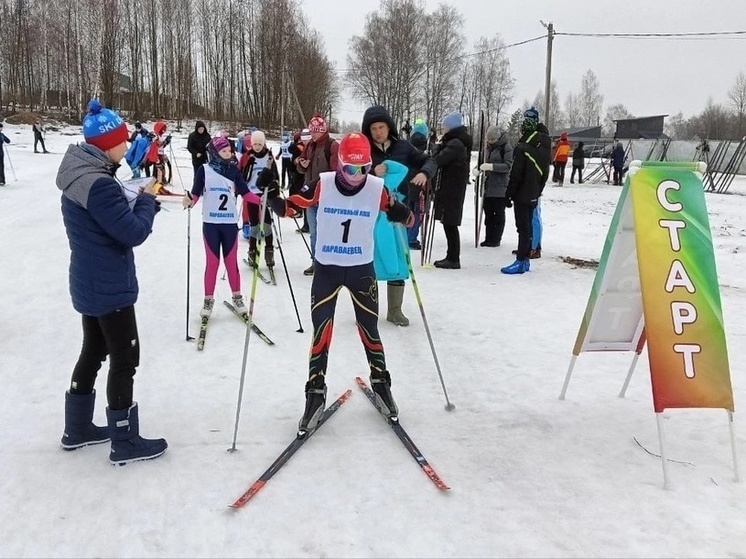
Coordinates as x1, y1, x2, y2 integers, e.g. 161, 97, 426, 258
474, 126, 513, 247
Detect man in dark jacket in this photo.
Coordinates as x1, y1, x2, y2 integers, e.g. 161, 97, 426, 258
187, 120, 211, 173
362, 105, 437, 326
610, 141, 626, 185
432, 112, 472, 270
502, 107, 551, 275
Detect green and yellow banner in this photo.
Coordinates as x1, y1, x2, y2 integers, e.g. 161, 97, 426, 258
630, 162, 734, 412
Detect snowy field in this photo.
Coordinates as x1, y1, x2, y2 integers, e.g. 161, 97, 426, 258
1, 121, 745, 558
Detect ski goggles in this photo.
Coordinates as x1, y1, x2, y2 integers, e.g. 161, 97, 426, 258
341, 163, 372, 176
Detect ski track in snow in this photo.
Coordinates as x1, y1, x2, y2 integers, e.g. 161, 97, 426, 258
1, 122, 745, 558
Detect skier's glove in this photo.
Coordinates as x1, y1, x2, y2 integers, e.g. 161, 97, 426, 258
479, 163, 493, 172
386, 200, 410, 223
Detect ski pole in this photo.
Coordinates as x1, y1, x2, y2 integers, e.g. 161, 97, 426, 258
395, 223, 454, 411
4, 145, 17, 181
229, 187, 270, 452
272, 220, 303, 333
169, 142, 185, 191
185, 206, 194, 341
290, 213, 312, 257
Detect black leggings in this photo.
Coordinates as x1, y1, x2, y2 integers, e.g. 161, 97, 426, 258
308, 262, 386, 386
70, 306, 140, 410
482, 197, 508, 243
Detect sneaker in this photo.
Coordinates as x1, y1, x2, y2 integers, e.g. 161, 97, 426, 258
200, 297, 215, 318
370, 371, 398, 419
303, 264, 314, 276
298, 381, 327, 436
529, 248, 542, 259
232, 294, 247, 315
480, 240, 500, 247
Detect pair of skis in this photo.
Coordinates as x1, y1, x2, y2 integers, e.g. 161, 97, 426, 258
196, 301, 275, 350
243, 259, 277, 285
229, 377, 449, 508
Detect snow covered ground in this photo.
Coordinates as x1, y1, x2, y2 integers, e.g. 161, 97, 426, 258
1, 122, 746, 558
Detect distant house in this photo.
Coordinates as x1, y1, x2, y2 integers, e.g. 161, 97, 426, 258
613, 115, 668, 139
552, 125, 602, 139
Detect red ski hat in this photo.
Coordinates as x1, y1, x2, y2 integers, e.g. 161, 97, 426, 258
338, 132, 372, 166
308, 114, 327, 134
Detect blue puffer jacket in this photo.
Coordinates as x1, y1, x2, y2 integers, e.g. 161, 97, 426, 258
56, 143, 157, 317
125, 131, 150, 170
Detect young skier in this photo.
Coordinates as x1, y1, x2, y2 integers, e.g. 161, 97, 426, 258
182, 136, 262, 318
239, 130, 280, 270
264, 132, 414, 435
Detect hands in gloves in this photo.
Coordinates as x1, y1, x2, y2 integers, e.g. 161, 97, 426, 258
479, 163, 493, 172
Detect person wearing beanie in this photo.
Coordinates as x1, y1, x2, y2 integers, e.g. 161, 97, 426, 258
56, 99, 167, 465
473, 125, 513, 247
265, 132, 414, 434
501, 107, 551, 275
238, 128, 280, 270
551, 131, 571, 186
0, 123, 10, 185
430, 111, 471, 269
410, 121, 429, 152
187, 120, 211, 173
183, 136, 262, 324
361, 104, 436, 326
295, 114, 340, 276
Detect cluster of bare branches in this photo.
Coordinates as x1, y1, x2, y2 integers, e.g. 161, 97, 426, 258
0, 0, 337, 128
345, 0, 514, 133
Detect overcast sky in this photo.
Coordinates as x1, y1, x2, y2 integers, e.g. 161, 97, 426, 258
301, 0, 746, 127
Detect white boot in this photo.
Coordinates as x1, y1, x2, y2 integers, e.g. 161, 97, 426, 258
232, 293, 247, 316
200, 297, 215, 318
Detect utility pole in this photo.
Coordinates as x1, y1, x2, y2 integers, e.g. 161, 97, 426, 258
541, 20, 554, 132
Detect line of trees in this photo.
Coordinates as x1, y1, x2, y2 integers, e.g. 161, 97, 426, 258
344, 0, 514, 134
0, 0, 338, 128
528, 69, 746, 141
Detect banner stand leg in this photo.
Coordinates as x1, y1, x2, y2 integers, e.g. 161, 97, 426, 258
618, 352, 641, 398
728, 411, 740, 482
559, 355, 578, 400
656, 413, 671, 489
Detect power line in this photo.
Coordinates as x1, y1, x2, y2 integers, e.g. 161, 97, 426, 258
556, 30, 746, 39
458, 35, 545, 58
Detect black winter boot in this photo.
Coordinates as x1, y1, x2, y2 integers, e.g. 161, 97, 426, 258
107, 403, 168, 465
60, 390, 110, 450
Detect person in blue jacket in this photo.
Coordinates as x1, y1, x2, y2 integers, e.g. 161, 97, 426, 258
125, 128, 150, 178
56, 99, 167, 465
